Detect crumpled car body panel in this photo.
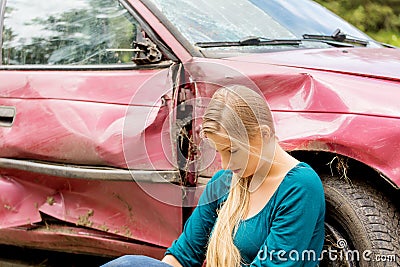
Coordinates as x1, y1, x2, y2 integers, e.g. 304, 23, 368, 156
0, 67, 177, 169
186, 57, 400, 186
0, 167, 182, 254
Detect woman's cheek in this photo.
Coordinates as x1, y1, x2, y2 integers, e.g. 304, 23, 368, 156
230, 150, 249, 169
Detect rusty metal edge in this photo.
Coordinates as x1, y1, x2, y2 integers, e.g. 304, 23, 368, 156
0, 225, 166, 258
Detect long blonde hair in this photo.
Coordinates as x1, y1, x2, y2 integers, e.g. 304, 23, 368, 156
202, 85, 275, 267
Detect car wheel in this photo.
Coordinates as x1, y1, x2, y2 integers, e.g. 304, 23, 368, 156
320, 175, 399, 267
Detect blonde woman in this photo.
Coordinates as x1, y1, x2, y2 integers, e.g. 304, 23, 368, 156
102, 85, 325, 267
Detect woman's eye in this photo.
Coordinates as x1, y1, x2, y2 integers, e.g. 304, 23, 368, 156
230, 149, 238, 154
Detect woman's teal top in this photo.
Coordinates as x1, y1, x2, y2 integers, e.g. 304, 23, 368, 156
165, 162, 325, 266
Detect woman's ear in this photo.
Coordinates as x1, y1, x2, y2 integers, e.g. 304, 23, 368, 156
259, 125, 271, 140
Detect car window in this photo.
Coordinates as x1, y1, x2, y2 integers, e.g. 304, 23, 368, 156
2, 0, 140, 65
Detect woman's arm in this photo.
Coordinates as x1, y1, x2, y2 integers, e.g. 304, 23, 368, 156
164, 170, 231, 267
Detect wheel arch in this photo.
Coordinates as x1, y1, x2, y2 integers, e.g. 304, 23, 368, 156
289, 150, 400, 209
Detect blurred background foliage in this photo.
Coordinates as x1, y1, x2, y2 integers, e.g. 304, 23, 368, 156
315, 0, 400, 47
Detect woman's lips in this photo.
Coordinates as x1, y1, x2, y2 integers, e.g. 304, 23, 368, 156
232, 169, 241, 174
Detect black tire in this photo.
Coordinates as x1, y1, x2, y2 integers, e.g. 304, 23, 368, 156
320, 175, 399, 267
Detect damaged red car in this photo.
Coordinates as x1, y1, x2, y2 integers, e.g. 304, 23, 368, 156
0, 0, 399, 266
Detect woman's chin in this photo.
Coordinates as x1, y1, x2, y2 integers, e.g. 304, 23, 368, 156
232, 168, 241, 174
240, 171, 253, 178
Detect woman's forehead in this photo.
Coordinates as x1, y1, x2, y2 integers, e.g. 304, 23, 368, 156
205, 132, 231, 147
205, 132, 248, 149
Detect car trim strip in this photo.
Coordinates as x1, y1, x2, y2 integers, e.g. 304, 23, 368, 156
0, 60, 174, 71
0, 158, 180, 183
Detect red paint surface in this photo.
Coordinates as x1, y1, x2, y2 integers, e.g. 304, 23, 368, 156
0, 68, 177, 169
227, 48, 400, 81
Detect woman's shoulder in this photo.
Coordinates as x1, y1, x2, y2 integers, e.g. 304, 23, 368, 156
287, 161, 321, 180
272, 162, 325, 216
280, 162, 324, 196
209, 169, 233, 194
199, 169, 232, 205
210, 169, 233, 182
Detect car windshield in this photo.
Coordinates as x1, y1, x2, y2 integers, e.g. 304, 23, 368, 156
146, 0, 378, 52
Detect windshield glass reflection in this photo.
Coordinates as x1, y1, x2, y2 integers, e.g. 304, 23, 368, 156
148, 0, 372, 45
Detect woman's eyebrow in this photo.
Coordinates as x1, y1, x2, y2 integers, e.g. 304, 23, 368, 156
220, 146, 231, 151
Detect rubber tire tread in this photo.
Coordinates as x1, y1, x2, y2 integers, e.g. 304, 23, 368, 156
322, 175, 399, 267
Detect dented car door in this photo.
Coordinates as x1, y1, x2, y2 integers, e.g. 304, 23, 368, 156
0, 0, 182, 257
